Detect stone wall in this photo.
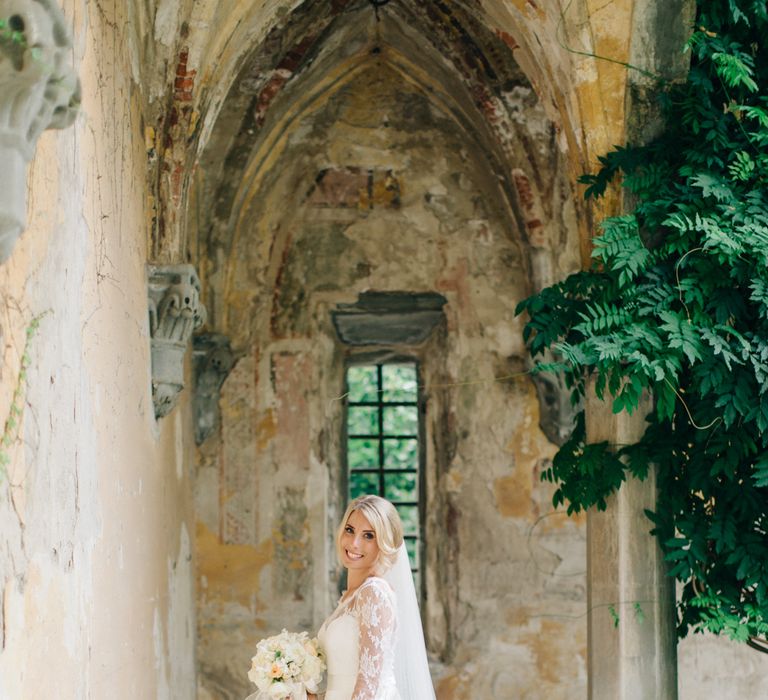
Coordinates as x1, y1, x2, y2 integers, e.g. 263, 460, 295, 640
193, 47, 586, 697
0, 1, 195, 697
188, 3, 768, 699
0, 2, 765, 699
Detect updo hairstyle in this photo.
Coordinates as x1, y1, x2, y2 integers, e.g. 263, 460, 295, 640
336, 495, 404, 574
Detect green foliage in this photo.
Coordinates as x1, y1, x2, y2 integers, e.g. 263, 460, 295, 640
609, 605, 620, 628
517, 0, 768, 646
0, 314, 45, 481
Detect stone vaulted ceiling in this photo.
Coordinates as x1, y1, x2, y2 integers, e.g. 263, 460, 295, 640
156, 0, 662, 268
200, 0, 549, 220
190, 0, 570, 335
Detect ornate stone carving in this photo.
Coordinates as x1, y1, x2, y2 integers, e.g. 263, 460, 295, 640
0, 0, 81, 261
148, 265, 207, 419
192, 333, 235, 444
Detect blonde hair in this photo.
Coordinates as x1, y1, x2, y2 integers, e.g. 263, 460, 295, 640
336, 495, 404, 574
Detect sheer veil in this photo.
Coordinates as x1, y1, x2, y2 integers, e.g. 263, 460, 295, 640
383, 543, 436, 700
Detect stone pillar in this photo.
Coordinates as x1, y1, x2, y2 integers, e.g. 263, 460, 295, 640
584, 3, 694, 695
586, 387, 677, 699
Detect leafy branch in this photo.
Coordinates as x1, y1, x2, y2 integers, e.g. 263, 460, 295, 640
517, 0, 768, 648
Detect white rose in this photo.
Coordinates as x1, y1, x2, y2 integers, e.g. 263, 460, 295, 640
247, 665, 269, 688
268, 681, 290, 699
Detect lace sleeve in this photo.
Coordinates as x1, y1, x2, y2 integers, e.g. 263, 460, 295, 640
351, 579, 396, 700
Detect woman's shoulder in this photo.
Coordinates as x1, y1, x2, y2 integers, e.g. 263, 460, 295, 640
362, 575, 393, 589
357, 576, 395, 601
353, 576, 396, 620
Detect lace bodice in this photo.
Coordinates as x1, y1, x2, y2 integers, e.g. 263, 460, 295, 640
318, 577, 400, 700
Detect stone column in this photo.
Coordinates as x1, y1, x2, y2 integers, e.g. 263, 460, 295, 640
584, 3, 694, 695
586, 387, 677, 699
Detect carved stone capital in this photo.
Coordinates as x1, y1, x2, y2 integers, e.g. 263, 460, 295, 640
0, 1, 81, 262
192, 333, 235, 444
148, 264, 207, 419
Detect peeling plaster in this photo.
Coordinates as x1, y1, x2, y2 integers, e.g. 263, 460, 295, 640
193, 35, 584, 696
154, 0, 181, 47
0, 2, 755, 699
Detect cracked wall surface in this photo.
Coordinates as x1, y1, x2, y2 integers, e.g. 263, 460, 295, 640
192, 43, 584, 698
0, 2, 766, 700
189, 2, 768, 699
0, 1, 195, 698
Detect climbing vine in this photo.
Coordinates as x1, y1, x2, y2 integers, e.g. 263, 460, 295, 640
517, 0, 768, 648
0, 314, 45, 483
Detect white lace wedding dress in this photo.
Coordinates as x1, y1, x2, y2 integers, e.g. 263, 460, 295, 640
317, 577, 401, 700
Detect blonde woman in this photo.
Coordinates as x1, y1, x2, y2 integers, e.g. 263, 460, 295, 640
309, 495, 435, 700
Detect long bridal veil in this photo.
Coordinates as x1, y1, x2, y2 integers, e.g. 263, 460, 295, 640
383, 543, 436, 700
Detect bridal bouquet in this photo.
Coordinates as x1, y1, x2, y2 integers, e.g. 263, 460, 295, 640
246, 629, 325, 700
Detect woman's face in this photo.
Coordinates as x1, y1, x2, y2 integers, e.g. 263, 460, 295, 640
340, 509, 380, 574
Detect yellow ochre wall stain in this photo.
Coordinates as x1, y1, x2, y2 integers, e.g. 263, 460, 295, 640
196, 521, 274, 607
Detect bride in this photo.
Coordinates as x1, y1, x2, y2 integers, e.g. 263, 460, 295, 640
309, 495, 436, 700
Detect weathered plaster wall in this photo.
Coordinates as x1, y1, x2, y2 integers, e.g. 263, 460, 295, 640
194, 49, 586, 697
679, 635, 768, 698
179, 0, 685, 264
0, 2, 764, 699
0, 1, 195, 698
